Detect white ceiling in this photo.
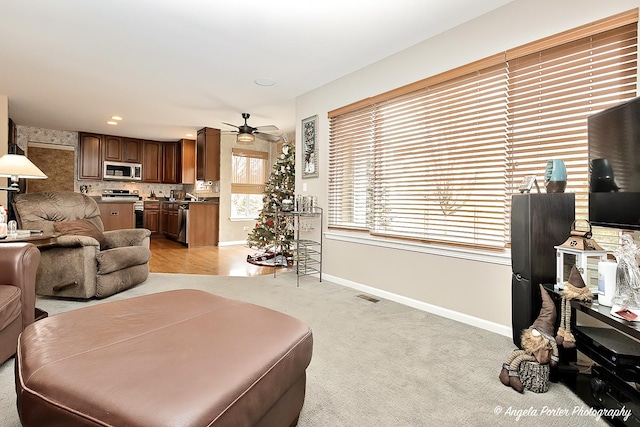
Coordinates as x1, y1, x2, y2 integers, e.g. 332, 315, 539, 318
1, 0, 514, 142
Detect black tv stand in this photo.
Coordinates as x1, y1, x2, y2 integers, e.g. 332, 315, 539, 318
543, 284, 640, 427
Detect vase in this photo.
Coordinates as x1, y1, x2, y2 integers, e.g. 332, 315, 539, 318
544, 159, 567, 193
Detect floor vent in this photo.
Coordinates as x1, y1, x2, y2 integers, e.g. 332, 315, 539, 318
356, 294, 380, 303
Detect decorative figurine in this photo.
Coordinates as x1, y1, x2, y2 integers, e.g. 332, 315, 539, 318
499, 284, 559, 393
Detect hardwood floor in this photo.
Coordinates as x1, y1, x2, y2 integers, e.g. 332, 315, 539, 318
149, 238, 276, 276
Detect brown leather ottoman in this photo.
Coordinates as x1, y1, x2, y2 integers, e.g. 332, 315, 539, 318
15, 289, 313, 427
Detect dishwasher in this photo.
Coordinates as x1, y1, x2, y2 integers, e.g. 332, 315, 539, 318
177, 204, 189, 244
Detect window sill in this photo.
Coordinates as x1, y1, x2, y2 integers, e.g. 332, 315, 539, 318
325, 230, 511, 266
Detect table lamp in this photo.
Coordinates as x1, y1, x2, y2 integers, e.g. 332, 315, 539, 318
0, 153, 48, 191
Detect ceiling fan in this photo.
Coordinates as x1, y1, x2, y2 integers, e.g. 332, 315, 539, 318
222, 113, 280, 143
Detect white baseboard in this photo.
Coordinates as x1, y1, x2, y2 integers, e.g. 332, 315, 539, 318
323, 273, 512, 338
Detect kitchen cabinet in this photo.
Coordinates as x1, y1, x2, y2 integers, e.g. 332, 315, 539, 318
160, 201, 179, 240
100, 135, 143, 164
78, 133, 102, 180
196, 127, 220, 182
122, 138, 142, 163
162, 142, 180, 184
143, 201, 160, 235
97, 202, 135, 231
142, 140, 162, 183
180, 139, 196, 184
103, 136, 122, 162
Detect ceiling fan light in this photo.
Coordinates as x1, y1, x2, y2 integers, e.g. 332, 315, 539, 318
237, 132, 255, 144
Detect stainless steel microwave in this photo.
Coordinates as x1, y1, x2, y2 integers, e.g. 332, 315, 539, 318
103, 161, 142, 181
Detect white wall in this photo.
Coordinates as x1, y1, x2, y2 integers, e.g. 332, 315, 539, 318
295, 0, 640, 335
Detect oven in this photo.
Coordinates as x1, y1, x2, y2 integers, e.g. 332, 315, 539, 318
134, 201, 144, 228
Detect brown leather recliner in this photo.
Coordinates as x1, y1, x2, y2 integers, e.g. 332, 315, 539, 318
12, 191, 151, 299
0, 242, 40, 364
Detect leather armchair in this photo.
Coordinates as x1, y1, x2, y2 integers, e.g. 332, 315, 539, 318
0, 242, 40, 364
12, 191, 151, 299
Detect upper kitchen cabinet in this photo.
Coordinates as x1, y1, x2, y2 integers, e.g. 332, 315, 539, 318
122, 138, 143, 163
142, 140, 162, 183
196, 127, 220, 182
103, 136, 122, 162
180, 139, 196, 184
104, 136, 142, 163
78, 133, 102, 180
162, 142, 180, 184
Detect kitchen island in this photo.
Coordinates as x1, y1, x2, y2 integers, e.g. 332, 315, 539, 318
159, 200, 219, 247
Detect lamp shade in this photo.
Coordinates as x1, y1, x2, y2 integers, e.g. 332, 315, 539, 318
0, 154, 48, 179
236, 132, 255, 144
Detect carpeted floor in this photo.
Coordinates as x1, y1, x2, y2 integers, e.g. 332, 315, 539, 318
0, 272, 610, 426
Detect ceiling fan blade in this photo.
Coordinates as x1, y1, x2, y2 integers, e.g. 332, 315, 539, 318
255, 125, 279, 131
222, 122, 240, 129
255, 131, 281, 142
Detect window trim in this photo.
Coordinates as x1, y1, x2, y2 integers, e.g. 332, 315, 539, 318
329, 9, 638, 119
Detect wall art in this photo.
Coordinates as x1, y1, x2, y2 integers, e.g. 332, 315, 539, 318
302, 115, 318, 178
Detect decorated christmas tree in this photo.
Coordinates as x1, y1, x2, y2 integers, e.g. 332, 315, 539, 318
246, 142, 295, 259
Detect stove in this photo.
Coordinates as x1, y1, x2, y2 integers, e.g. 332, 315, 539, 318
101, 190, 143, 211
101, 189, 140, 202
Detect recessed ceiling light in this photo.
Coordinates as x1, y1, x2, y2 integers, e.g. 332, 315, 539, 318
107, 121, 118, 125
111, 116, 123, 121
254, 77, 275, 87
186, 133, 194, 137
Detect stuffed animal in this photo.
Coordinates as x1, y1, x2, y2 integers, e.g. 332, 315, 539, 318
499, 283, 559, 393
556, 265, 592, 349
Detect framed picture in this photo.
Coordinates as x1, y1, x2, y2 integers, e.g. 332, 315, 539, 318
518, 175, 540, 193
302, 115, 318, 178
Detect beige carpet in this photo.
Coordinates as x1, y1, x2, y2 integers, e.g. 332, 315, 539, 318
0, 272, 609, 426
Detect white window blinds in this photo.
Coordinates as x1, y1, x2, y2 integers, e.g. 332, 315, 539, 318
328, 11, 638, 249
231, 148, 269, 194
370, 64, 509, 247
506, 22, 638, 226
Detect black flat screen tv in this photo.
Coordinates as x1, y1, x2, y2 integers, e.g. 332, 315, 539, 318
588, 96, 640, 231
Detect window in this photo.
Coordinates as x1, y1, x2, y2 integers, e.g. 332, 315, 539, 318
328, 10, 637, 250
231, 148, 269, 219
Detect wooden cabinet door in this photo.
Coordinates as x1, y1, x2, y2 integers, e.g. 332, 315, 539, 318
142, 141, 162, 183
196, 129, 205, 181
206, 128, 221, 181
159, 203, 169, 235
98, 203, 135, 231
196, 127, 220, 181
123, 138, 142, 163
167, 208, 179, 238
143, 209, 159, 234
78, 133, 102, 180
180, 139, 195, 184
103, 136, 122, 162
162, 142, 180, 184
161, 203, 179, 239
